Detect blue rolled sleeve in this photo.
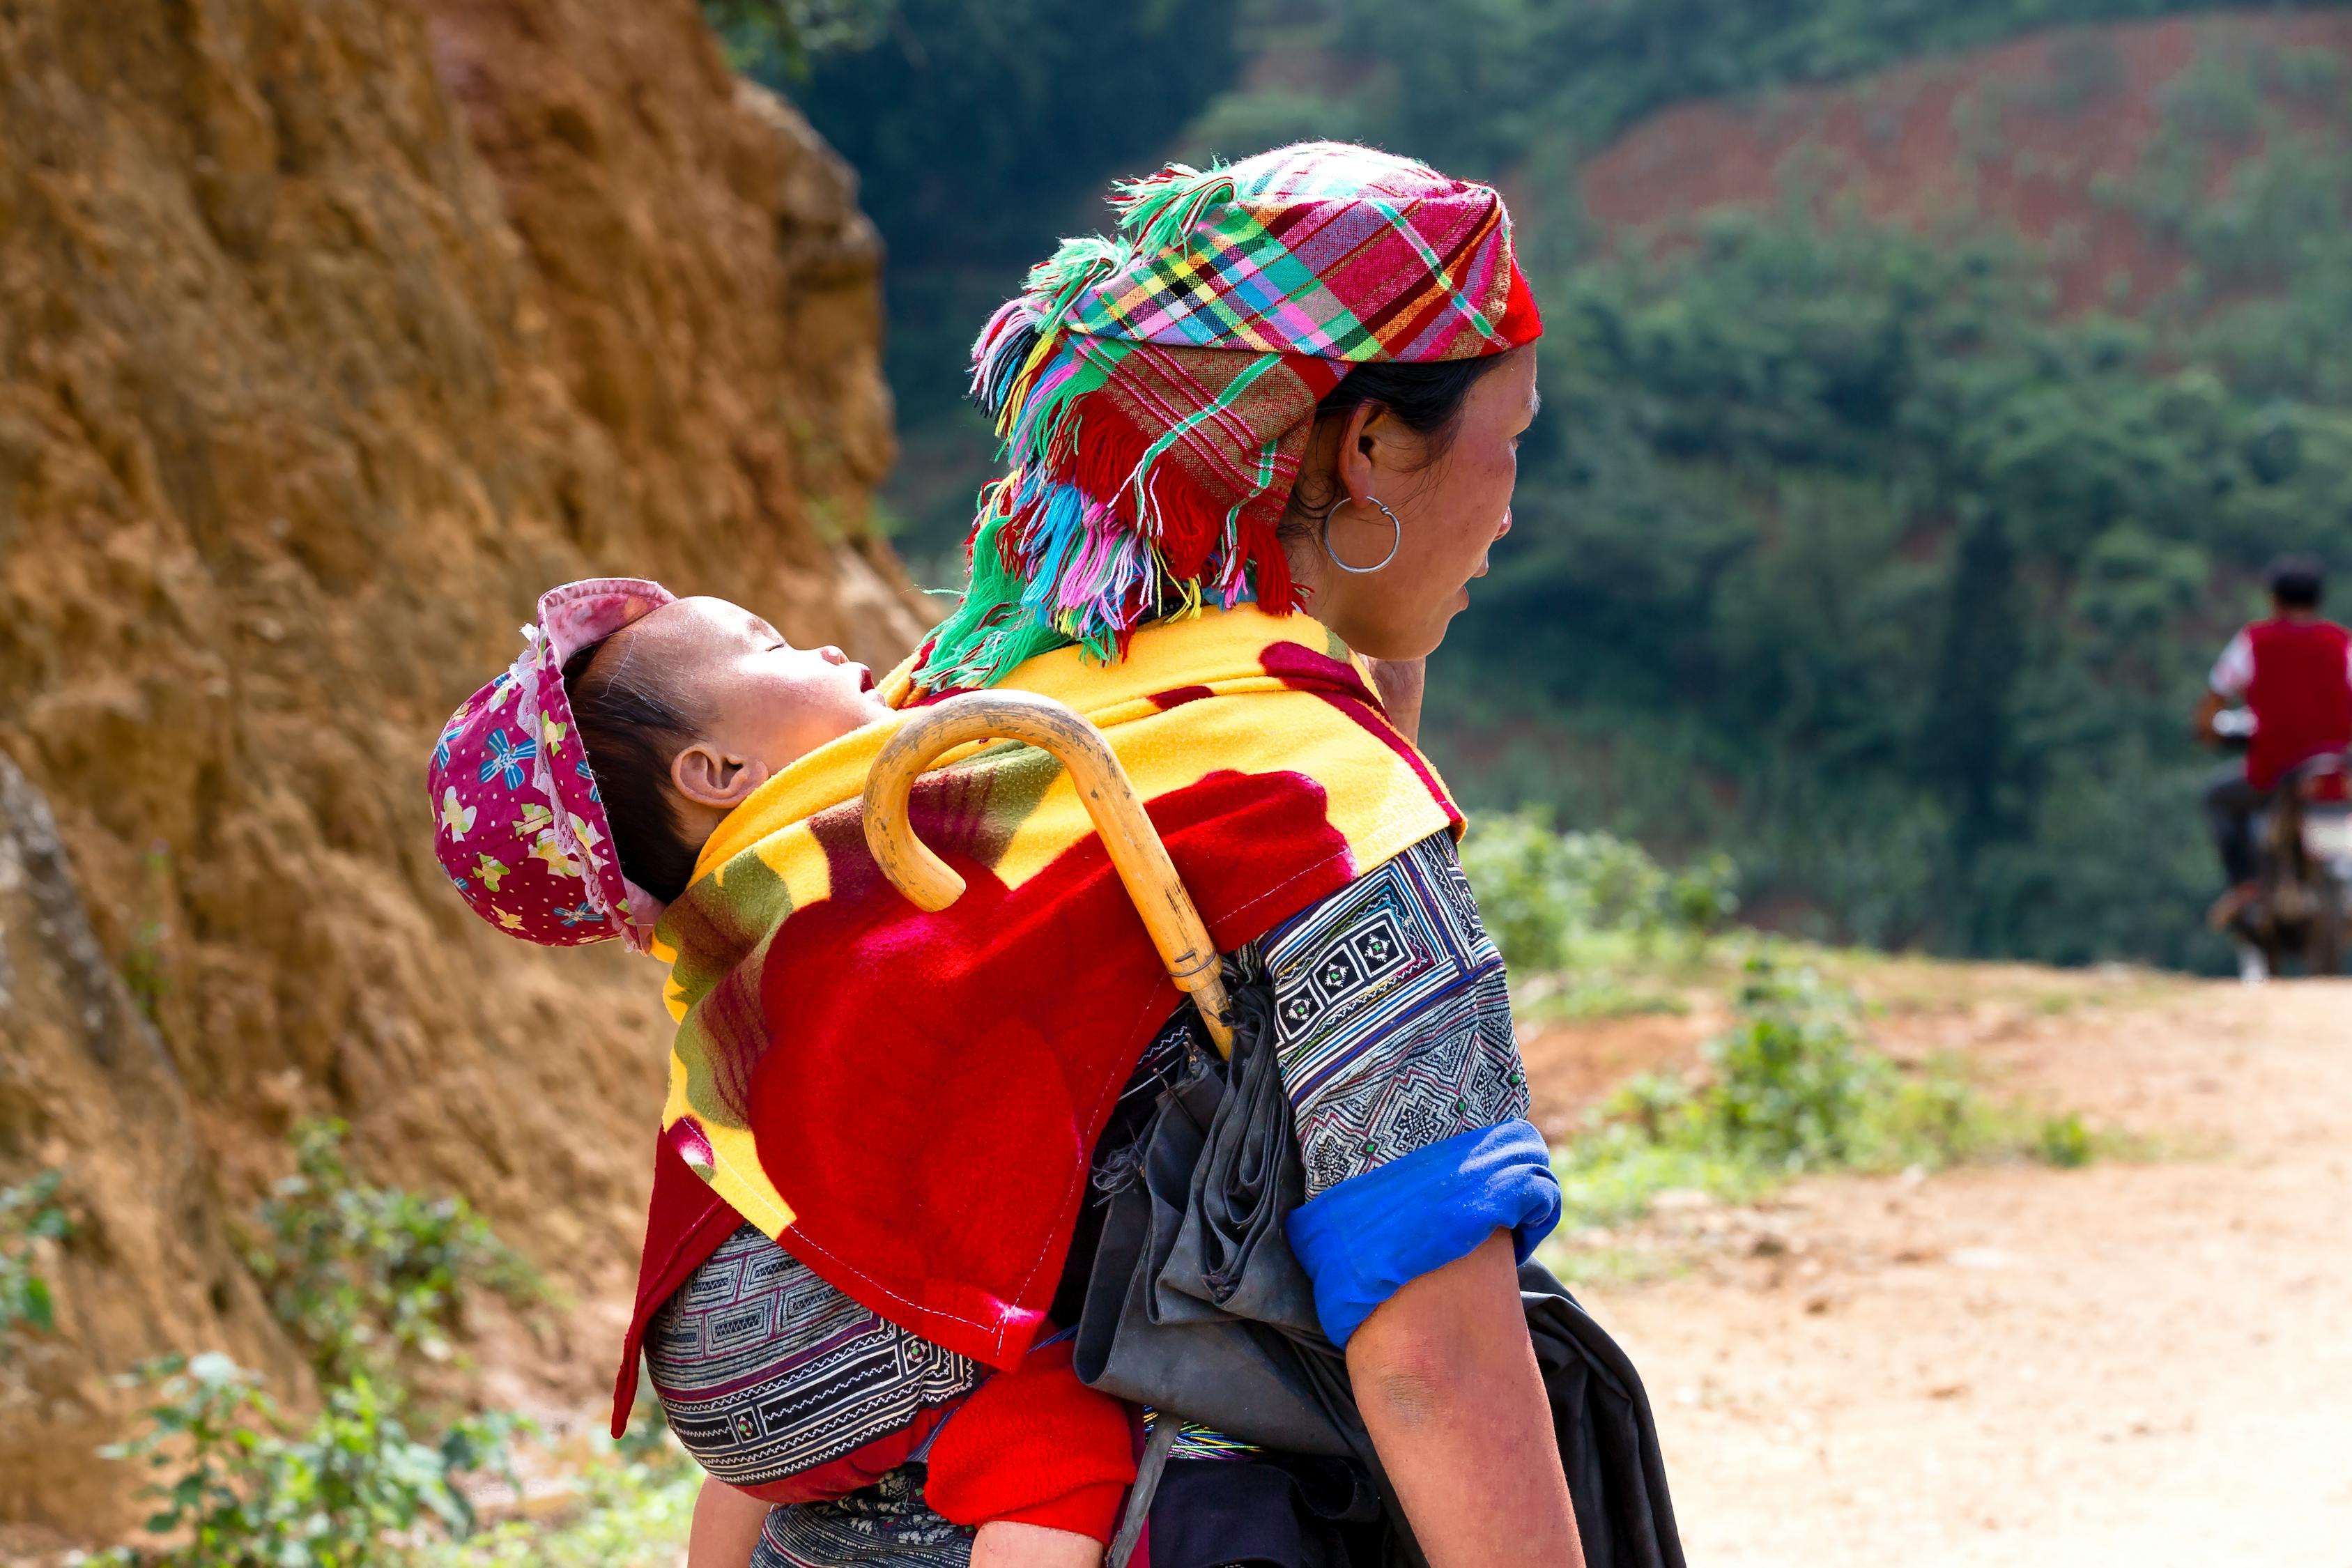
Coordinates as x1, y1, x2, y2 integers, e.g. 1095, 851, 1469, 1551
1284, 1118, 1560, 1348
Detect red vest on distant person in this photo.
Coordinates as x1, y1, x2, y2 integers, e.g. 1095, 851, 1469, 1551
2244, 617, 2352, 790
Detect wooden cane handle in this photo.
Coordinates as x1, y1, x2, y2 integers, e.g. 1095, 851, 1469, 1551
861, 691, 1236, 1055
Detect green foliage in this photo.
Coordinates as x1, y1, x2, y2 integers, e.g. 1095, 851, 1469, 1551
241, 1121, 541, 1387
421, 1443, 700, 1568
86, 1137, 564, 1567
708, 0, 1246, 553
1436, 128, 2352, 964
1552, 955, 2089, 1230
0, 1168, 70, 1353
93, 1353, 521, 1568
711, 0, 2352, 969
1227, 0, 2337, 176
774, 0, 1243, 273
122, 841, 173, 1021
1459, 808, 1739, 974
1698, 962, 1878, 1167
704, 0, 892, 77
2037, 1111, 2096, 1167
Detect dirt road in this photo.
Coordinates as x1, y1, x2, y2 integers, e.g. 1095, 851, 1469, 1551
1543, 971, 2352, 1567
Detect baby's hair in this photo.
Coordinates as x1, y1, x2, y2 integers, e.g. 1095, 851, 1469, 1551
562, 636, 703, 904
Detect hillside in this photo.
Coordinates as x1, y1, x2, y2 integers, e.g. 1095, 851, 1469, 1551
1580, 10, 2352, 314
1428, 10, 2352, 968
0, 0, 920, 1542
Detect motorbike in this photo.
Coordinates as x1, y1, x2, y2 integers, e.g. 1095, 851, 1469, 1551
2215, 706, 2352, 982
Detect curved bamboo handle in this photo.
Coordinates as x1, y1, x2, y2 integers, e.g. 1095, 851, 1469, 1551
861, 691, 1235, 1055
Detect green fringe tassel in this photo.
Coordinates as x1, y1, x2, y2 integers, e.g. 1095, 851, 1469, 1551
916, 509, 1075, 691
1112, 161, 1237, 254
1027, 235, 1131, 330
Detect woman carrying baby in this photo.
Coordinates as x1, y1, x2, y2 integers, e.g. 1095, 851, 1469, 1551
429, 143, 1596, 1567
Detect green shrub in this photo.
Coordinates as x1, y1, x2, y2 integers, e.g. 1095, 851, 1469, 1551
2037, 1112, 2096, 1168
1700, 960, 1878, 1167
1459, 809, 1584, 972
0, 1168, 69, 1354
703, 0, 891, 75
241, 1121, 542, 1387
1552, 954, 2093, 1231
1459, 809, 1741, 974
94, 1353, 521, 1568
422, 1443, 699, 1568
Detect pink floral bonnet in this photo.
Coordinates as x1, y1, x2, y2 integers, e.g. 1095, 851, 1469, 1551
426, 578, 676, 951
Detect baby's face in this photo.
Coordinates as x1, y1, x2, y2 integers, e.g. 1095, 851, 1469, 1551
620, 596, 890, 776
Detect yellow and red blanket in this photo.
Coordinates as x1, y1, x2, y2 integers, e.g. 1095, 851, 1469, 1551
615, 606, 1459, 1409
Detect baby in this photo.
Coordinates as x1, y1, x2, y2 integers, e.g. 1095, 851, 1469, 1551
556, 592, 892, 909
428, 581, 1128, 1568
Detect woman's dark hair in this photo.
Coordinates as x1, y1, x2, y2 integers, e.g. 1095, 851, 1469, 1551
562, 638, 704, 905
1282, 354, 1509, 528
2267, 552, 2326, 610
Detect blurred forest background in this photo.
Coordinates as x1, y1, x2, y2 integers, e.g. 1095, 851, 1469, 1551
714, 0, 2352, 971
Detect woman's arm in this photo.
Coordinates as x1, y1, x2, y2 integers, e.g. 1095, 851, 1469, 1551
1346, 1230, 1583, 1567
1263, 833, 1575, 1560
687, 1477, 770, 1568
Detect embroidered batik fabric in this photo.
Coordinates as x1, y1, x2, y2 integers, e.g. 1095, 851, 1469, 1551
645, 1224, 985, 1490
752, 1469, 972, 1568
1259, 831, 1530, 1197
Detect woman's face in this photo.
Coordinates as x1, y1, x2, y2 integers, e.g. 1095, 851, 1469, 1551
1286, 346, 1539, 663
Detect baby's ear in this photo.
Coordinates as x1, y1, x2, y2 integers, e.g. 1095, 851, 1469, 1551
671, 742, 767, 809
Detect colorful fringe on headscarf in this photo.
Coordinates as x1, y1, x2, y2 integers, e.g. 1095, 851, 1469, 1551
913, 141, 1544, 693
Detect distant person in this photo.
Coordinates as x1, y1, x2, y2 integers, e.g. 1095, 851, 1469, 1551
2197, 553, 2352, 927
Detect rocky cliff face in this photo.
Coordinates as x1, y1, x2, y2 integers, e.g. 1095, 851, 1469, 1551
0, 0, 919, 1540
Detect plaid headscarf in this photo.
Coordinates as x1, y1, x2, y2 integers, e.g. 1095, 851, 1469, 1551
914, 141, 1542, 693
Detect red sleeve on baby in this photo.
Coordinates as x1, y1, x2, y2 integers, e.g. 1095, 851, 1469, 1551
922, 1336, 1138, 1544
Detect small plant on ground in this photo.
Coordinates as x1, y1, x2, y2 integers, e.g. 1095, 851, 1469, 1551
121, 841, 174, 1022
1698, 961, 1879, 1167
90, 1124, 560, 1567
93, 1352, 522, 1568
420, 1435, 700, 1568
1, 1168, 70, 1354
1460, 809, 1741, 1008
241, 1119, 542, 1385
1552, 955, 2096, 1237
2036, 1112, 2096, 1169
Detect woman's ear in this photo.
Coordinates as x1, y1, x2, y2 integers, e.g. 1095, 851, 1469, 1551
670, 742, 770, 810
1335, 402, 1383, 511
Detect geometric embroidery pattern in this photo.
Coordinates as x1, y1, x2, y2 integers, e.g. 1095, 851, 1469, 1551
753, 1468, 973, 1567
647, 1224, 984, 1490
1261, 832, 1530, 1197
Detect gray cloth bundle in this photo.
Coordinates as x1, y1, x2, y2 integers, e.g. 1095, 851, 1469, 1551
1075, 979, 1685, 1568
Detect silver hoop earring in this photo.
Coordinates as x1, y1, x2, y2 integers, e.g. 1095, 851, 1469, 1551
1322, 497, 1401, 574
